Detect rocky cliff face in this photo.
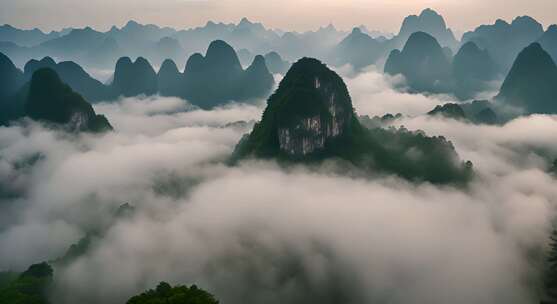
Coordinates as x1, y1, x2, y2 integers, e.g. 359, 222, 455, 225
276, 66, 352, 156
234, 57, 355, 158
234, 57, 473, 184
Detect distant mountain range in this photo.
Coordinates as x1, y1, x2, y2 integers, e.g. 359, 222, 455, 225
0, 39, 275, 115
2, 9, 555, 76
2, 9, 557, 118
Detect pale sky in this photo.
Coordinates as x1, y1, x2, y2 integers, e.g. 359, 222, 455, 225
1, 0, 556, 34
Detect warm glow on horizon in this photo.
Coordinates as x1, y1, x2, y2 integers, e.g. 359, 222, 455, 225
0, 0, 556, 33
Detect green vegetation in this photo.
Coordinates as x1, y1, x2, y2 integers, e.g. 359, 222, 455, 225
235, 58, 473, 184
126, 282, 219, 304
0, 263, 53, 304
25, 68, 113, 132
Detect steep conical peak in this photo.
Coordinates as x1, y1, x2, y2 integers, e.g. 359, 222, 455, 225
235, 57, 354, 157
115, 56, 133, 69
247, 55, 267, 70
498, 43, 557, 113
205, 40, 242, 69
184, 53, 205, 74
403, 31, 443, 52
159, 59, 179, 76
26, 68, 112, 132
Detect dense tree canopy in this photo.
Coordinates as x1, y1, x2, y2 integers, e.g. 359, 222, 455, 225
127, 282, 219, 304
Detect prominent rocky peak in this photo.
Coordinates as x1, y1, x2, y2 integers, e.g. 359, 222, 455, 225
205, 40, 242, 72
25, 68, 112, 132
234, 58, 473, 184
236, 58, 354, 157
497, 43, 557, 114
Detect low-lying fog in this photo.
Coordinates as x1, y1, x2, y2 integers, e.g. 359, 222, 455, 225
0, 68, 555, 304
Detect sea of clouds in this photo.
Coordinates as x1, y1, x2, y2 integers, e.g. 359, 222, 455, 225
0, 68, 556, 304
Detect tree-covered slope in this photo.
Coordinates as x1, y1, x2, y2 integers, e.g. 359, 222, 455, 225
235, 58, 472, 184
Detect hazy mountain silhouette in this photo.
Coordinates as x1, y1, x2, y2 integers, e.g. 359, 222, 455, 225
235, 57, 472, 184
111, 56, 158, 97
241, 55, 275, 99
157, 59, 182, 97
25, 68, 112, 132
462, 16, 544, 72
0, 51, 25, 124
452, 41, 498, 99
385, 32, 452, 93
333, 28, 386, 70
84, 37, 121, 69
0, 24, 67, 47
24, 57, 113, 102
394, 8, 458, 50
263, 51, 290, 74
497, 43, 557, 114
539, 25, 557, 63
182, 40, 274, 109
39, 27, 106, 59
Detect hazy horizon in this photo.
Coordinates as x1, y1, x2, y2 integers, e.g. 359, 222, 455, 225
1, 0, 556, 34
